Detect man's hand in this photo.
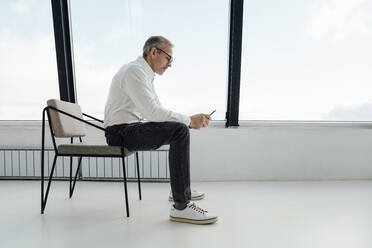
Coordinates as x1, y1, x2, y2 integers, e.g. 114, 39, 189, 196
189, 114, 211, 130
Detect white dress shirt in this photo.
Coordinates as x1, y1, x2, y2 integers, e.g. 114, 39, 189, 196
104, 56, 191, 128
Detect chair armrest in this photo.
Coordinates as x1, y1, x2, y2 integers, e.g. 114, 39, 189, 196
82, 113, 104, 123
47, 106, 106, 132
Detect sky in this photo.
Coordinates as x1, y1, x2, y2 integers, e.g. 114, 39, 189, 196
241, 0, 372, 120
0, 0, 371, 121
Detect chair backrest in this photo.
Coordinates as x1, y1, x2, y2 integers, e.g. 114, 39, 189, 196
47, 99, 87, 138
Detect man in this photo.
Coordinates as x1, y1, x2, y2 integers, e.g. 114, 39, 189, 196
104, 36, 218, 224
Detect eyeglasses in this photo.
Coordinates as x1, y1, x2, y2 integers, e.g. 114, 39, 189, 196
156, 47, 173, 63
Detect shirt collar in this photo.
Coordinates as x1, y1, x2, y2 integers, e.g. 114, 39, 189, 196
137, 56, 155, 78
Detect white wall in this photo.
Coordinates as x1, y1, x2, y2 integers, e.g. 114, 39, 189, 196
1, 121, 372, 181
191, 122, 372, 181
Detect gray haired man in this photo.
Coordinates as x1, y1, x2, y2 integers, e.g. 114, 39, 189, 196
104, 36, 218, 224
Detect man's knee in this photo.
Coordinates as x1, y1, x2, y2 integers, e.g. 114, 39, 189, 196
168, 122, 189, 140
176, 122, 189, 135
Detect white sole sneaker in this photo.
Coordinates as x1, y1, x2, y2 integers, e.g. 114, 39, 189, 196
169, 202, 218, 225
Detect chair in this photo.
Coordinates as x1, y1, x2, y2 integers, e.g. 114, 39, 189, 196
41, 99, 141, 217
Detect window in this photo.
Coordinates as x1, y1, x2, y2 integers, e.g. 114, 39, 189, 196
70, 0, 229, 120
240, 0, 372, 121
0, 0, 59, 120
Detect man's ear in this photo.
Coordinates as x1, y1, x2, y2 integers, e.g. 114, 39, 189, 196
150, 47, 157, 57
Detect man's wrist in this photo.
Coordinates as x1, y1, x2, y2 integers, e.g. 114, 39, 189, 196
186, 116, 192, 127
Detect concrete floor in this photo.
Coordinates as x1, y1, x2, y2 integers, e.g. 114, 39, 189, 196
0, 180, 372, 248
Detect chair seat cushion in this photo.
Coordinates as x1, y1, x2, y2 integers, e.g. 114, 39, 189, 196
58, 143, 134, 157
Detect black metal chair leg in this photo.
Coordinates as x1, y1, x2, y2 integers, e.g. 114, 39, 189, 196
41, 108, 46, 214
69, 156, 73, 198
121, 155, 130, 217
135, 152, 142, 200
41, 154, 58, 214
69, 138, 73, 198
70, 156, 82, 198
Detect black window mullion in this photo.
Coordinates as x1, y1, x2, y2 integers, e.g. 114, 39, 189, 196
226, 0, 244, 127
51, 0, 77, 103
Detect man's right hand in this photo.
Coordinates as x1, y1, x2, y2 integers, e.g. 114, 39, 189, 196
189, 114, 211, 130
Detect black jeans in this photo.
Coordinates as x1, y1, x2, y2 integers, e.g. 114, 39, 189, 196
105, 121, 191, 209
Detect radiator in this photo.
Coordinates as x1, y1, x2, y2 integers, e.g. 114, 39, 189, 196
0, 148, 170, 181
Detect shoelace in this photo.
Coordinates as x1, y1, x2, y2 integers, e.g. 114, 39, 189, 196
189, 203, 208, 214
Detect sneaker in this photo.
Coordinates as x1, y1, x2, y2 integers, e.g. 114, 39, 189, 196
168, 189, 205, 201
169, 202, 218, 224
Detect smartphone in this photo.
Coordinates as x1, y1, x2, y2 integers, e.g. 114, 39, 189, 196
209, 110, 216, 116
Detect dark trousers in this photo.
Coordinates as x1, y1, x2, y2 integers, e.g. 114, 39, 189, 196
105, 121, 191, 208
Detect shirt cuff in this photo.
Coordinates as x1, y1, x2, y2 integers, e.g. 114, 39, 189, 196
181, 115, 191, 127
